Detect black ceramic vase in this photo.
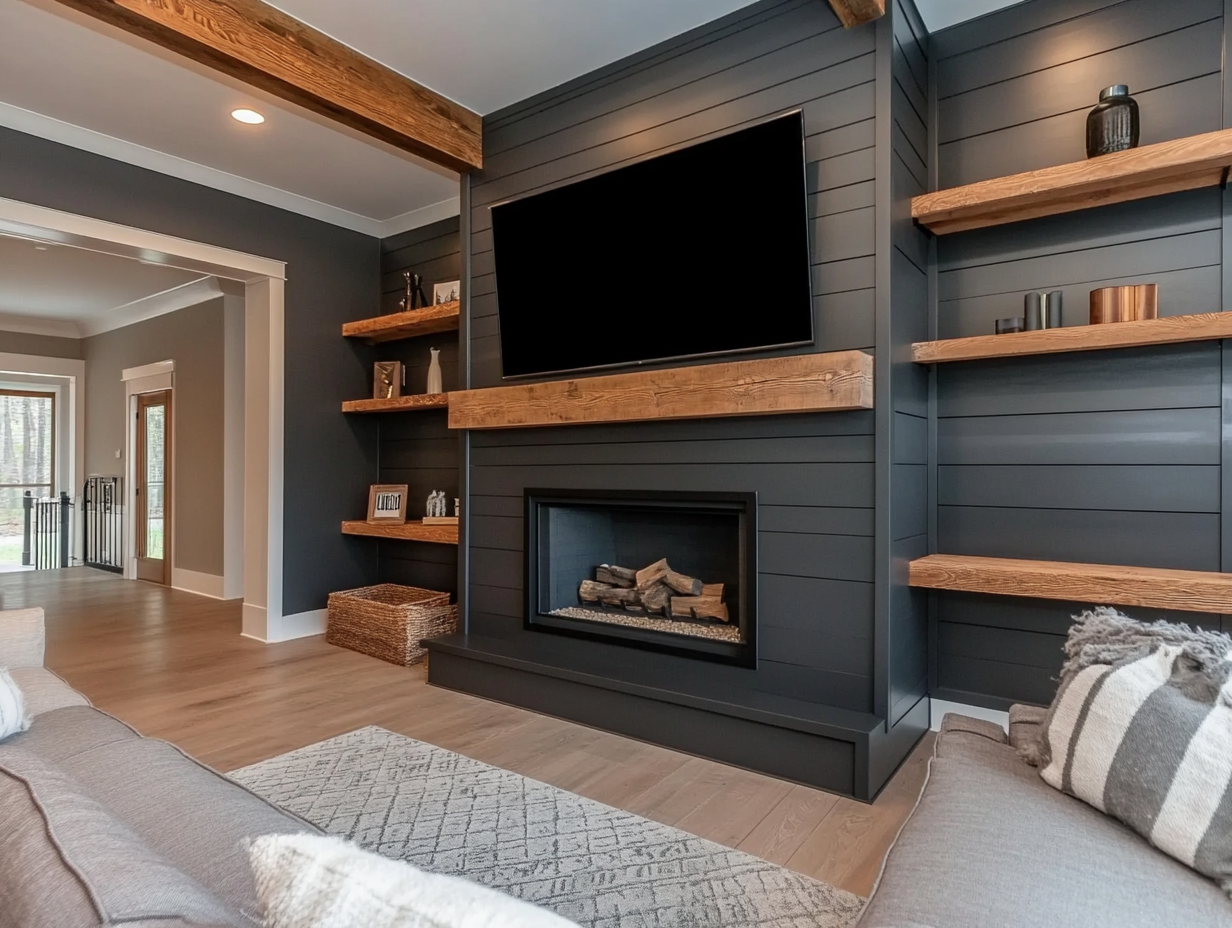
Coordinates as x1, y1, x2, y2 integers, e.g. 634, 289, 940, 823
1086, 85, 1139, 158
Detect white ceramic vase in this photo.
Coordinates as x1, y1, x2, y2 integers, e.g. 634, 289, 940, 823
426, 347, 443, 395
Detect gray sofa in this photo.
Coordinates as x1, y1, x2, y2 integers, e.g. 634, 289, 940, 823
858, 711, 1232, 928
0, 607, 318, 928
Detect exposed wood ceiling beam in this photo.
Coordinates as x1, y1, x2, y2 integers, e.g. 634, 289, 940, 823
826, 0, 886, 28
51, 0, 483, 173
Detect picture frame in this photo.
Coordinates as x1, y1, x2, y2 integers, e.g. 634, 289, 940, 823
367, 484, 409, 524
373, 361, 403, 400
433, 280, 461, 305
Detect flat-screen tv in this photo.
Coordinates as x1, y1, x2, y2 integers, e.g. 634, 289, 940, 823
490, 111, 813, 379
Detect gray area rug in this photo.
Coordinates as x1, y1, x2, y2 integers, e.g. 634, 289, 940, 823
230, 726, 865, 928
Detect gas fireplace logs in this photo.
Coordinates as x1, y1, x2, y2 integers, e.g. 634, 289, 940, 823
579, 561, 730, 622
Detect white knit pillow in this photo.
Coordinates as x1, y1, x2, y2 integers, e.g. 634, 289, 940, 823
249, 833, 579, 928
0, 667, 31, 741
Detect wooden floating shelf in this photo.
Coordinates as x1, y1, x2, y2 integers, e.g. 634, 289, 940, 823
909, 554, 1232, 614
342, 301, 460, 344
448, 351, 873, 430
342, 393, 449, 414
912, 128, 1232, 235
912, 312, 1232, 364
341, 520, 458, 546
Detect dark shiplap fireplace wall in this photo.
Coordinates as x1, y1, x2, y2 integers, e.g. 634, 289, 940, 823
423, 0, 933, 801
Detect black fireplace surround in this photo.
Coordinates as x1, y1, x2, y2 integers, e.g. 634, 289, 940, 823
524, 489, 757, 666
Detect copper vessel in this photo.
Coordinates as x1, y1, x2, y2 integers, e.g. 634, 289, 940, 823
1089, 284, 1158, 324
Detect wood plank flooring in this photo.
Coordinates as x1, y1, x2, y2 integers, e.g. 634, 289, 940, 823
17, 567, 934, 897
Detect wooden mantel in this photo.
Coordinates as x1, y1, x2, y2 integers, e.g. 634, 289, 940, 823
448, 352, 874, 430
54, 0, 482, 173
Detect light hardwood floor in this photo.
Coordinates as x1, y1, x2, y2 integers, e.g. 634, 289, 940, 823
17, 567, 933, 897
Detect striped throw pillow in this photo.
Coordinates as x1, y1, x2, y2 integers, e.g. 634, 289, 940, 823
1038, 610, 1232, 896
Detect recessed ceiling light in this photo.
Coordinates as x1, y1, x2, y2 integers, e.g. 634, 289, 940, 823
34, 245, 48, 251
231, 108, 265, 125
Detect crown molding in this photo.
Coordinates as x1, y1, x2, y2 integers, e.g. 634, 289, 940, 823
0, 102, 458, 239
0, 312, 81, 339
78, 275, 222, 337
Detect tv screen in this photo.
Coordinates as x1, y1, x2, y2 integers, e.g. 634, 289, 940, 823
490, 112, 813, 379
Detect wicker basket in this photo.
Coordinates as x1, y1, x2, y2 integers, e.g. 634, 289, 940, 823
326, 584, 457, 666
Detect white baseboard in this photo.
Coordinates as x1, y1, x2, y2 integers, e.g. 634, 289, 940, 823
171, 567, 228, 600
241, 603, 268, 641
930, 698, 1009, 732
241, 606, 327, 643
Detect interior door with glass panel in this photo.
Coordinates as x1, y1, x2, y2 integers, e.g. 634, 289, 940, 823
136, 391, 171, 584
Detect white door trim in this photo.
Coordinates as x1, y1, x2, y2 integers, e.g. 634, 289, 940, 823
0, 198, 288, 641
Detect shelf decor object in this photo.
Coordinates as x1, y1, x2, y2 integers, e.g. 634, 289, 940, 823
1090, 284, 1158, 324
912, 127, 1232, 235
909, 554, 1232, 615
342, 393, 450, 414
366, 484, 408, 524
1086, 85, 1139, 159
448, 351, 874, 430
341, 519, 459, 545
341, 301, 460, 344
912, 311, 1232, 364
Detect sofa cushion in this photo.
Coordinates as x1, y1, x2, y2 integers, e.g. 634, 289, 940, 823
0, 745, 244, 928
9, 666, 91, 717
0, 608, 46, 669
856, 716, 1232, 928
249, 833, 580, 928
0, 667, 29, 740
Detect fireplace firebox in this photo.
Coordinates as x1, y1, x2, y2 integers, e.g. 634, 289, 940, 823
525, 489, 757, 665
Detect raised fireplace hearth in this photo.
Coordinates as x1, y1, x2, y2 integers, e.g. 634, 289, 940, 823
525, 489, 756, 665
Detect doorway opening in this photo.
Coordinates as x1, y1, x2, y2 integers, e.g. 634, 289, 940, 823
135, 389, 171, 584
0, 389, 55, 571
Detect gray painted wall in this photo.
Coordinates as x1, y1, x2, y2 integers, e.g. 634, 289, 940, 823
0, 333, 84, 360
376, 216, 461, 596
0, 126, 381, 615
465, 0, 883, 717
82, 298, 225, 577
928, 0, 1230, 709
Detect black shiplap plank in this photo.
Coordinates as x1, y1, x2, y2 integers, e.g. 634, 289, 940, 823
938, 464, 1220, 513
815, 256, 876, 294
937, 506, 1220, 570
759, 532, 874, 583
468, 413, 875, 447
892, 467, 927, 540
469, 463, 875, 508
468, 434, 874, 467
759, 506, 874, 536
760, 625, 873, 675
761, 574, 875, 629
937, 343, 1221, 418
470, 582, 523, 619
939, 408, 1221, 466
753, 661, 872, 713
936, 647, 1061, 707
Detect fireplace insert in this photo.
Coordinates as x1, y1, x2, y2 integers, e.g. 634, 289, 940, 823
524, 489, 757, 665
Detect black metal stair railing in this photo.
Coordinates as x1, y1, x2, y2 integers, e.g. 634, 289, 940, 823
82, 476, 123, 574
22, 490, 72, 570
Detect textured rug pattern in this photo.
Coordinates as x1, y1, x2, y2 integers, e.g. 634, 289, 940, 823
230, 727, 864, 928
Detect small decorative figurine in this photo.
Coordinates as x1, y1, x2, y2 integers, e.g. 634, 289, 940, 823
373, 361, 402, 400
426, 347, 443, 395
399, 271, 428, 312
454, 497, 461, 519
422, 490, 458, 525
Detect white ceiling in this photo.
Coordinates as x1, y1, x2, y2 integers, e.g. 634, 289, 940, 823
0, 0, 1024, 242
0, 233, 222, 338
